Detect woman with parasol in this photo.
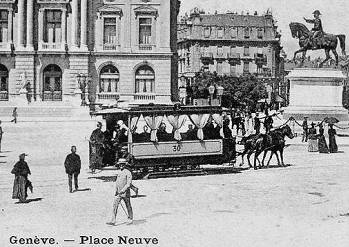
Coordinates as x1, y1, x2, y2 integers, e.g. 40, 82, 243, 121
324, 117, 339, 153
307, 122, 318, 152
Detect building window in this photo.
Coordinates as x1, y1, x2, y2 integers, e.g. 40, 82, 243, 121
43, 64, 62, 101
217, 46, 223, 56
0, 10, 8, 43
204, 27, 210, 38
230, 27, 237, 38
217, 62, 223, 75
217, 28, 224, 38
135, 65, 155, 93
103, 17, 118, 47
0, 64, 8, 101
243, 61, 249, 74
230, 64, 236, 75
257, 28, 263, 39
139, 18, 152, 44
244, 27, 250, 39
44, 10, 62, 43
100, 65, 119, 93
244, 46, 249, 56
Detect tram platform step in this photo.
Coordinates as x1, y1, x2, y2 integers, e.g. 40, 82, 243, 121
144, 169, 208, 179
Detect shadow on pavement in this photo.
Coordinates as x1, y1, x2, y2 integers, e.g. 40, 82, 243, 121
74, 188, 91, 192
130, 195, 146, 198
88, 175, 116, 182
259, 164, 294, 169
15, 198, 43, 204
146, 212, 171, 219
131, 219, 147, 225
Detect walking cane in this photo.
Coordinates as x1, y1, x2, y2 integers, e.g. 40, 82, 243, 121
120, 200, 129, 218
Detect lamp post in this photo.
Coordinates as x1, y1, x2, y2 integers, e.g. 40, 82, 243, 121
208, 85, 215, 106
76, 73, 88, 106
216, 86, 224, 106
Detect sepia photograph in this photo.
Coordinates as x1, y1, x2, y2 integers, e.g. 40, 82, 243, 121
0, 0, 349, 246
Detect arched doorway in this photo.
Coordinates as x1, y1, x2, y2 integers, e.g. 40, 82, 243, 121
99, 64, 119, 93
0, 64, 8, 101
43, 64, 62, 101
135, 65, 155, 93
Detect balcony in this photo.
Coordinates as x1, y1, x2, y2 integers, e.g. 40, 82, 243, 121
200, 52, 213, 64
43, 91, 62, 101
227, 53, 241, 65
103, 43, 119, 51
37, 0, 69, 3
134, 93, 156, 101
97, 92, 120, 101
39, 42, 65, 51
0, 91, 8, 101
139, 44, 154, 51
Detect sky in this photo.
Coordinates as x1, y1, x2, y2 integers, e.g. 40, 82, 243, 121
179, 0, 349, 58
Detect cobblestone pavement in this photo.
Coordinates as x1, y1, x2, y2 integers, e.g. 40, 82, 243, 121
0, 122, 349, 247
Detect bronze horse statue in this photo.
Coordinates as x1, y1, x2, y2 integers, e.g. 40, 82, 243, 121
289, 22, 346, 67
239, 125, 294, 170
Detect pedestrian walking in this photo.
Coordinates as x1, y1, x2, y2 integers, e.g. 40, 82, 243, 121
64, 146, 81, 193
254, 113, 261, 134
89, 122, 105, 173
11, 153, 33, 203
11, 107, 17, 124
264, 114, 273, 133
328, 124, 338, 153
308, 122, 318, 152
0, 120, 3, 152
107, 158, 133, 226
302, 117, 308, 142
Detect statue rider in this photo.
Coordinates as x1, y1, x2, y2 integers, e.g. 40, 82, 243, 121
304, 10, 323, 49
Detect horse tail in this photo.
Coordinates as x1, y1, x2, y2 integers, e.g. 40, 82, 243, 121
336, 35, 346, 56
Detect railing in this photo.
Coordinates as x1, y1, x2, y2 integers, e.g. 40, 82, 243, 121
0, 0, 15, 3
103, 43, 119, 51
43, 91, 62, 101
40, 42, 64, 51
214, 53, 226, 59
98, 93, 120, 100
37, 0, 69, 3
134, 94, 156, 101
255, 54, 268, 65
200, 52, 213, 59
139, 44, 154, 51
0, 91, 8, 101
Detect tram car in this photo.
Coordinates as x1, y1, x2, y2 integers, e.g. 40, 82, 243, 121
92, 104, 235, 172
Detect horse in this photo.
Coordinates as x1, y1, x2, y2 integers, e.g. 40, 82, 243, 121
238, 134, 261, 169
289, 22, 346, 67
256, 125, 295, 169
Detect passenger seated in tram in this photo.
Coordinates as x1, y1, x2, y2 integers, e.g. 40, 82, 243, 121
185, 124, 197, 140
136, 125, 151, 142
157, 123, 171, 142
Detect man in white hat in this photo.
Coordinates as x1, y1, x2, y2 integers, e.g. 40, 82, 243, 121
107, 158, 133, 225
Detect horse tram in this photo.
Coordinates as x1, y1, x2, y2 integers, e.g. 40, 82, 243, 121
92, 104, 236, 178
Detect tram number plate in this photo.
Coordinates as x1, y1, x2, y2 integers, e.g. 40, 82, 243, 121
172, 145, 181, 152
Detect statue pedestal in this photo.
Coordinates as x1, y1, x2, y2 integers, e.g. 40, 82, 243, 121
283, 68, 349, 121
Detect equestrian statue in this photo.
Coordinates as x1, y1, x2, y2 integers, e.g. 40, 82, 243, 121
290, 10, 346, 67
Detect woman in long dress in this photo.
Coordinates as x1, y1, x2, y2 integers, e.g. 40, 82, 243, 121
328, 124, 338, 153
308, 123, 318, 152
12, 153, 32, 203
317, 124, 329, 153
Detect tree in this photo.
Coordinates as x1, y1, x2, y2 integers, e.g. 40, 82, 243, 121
191, 72, 267, 111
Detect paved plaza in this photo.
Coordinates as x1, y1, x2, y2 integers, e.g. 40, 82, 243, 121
0, 122, 349, 247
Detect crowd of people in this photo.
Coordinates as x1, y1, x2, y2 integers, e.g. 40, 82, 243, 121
302, 117, 338, 153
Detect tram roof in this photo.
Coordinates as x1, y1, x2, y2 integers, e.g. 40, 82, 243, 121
94, 104, 228, 116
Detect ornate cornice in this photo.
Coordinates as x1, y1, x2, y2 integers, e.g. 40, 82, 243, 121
134, 5, 158, 19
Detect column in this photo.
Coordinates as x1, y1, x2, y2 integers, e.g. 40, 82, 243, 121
26, 0, 34, 50
61, 9, 67, 49
71, 0, 79, 49
17, 0, 25, 48
80, 0, 87, 50
7, 9, 13, 48
38, 9, 44, 49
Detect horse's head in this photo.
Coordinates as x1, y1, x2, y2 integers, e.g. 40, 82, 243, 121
289, 22, 311, 39
281, 125, 294, 139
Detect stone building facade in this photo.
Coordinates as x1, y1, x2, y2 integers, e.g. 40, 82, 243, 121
0, 0, 179, 107
177, 8, 282, 85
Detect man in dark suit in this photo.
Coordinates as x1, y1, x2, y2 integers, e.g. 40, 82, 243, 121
64, 146, 81, 193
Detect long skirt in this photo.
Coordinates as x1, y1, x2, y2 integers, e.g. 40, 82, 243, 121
12, 175, 28, 202
329, 136, 338, 153
308, 139, 319, 152
318, 136, 329, 153
89, 143, 104, 170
